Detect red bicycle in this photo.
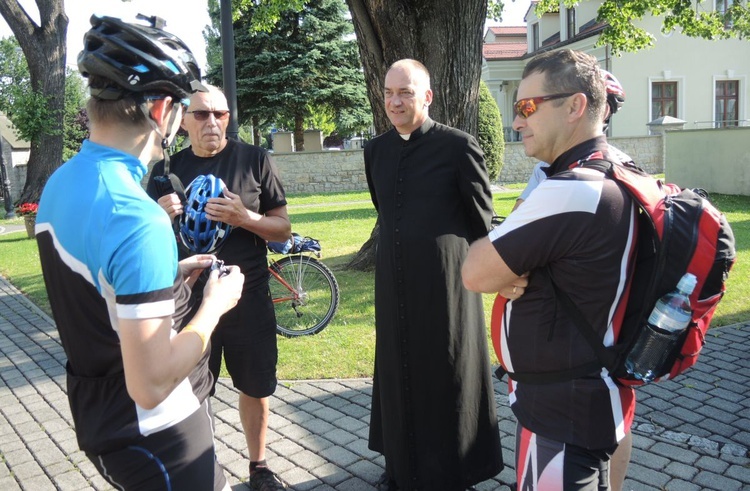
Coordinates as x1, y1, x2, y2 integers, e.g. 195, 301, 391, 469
267, 235, 340, 337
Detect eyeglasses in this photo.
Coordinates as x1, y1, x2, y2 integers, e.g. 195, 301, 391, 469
513, 93, 576, 119
186, 110, 230, 121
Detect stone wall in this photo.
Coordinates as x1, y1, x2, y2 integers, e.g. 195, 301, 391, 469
272, 149, 368, 193
3, 136, 667, 204
497, 135, 664, 184
269, 135, 664, 193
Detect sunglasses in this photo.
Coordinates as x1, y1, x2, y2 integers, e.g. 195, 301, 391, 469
513, 93, 576, 119
186, 110, 230, 121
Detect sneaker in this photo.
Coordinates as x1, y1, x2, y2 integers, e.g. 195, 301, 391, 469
249, 467, 286, 491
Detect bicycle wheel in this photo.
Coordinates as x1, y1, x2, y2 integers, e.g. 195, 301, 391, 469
269, 255, 340, 337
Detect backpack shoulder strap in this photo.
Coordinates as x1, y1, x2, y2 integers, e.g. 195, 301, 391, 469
550, 277, 622, 374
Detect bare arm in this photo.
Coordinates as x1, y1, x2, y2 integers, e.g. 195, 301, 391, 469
206, 190, 292, 243
462, 236, 528, 297
119, 265, 244, 409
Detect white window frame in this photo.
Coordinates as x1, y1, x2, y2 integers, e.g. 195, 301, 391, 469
715, 0, 736, 27
713, 74, 746, 127
531, 23, 540, 52
566, 7, 576, 40
647, 75, 685, 124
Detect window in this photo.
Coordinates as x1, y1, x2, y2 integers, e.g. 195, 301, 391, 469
716, 0, 735, 27
652, 82, 677, 120
715, 80, 739, 127
532, 23, 540, 51
567, 8, 576, 39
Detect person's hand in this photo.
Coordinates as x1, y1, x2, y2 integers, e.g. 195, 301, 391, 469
178, 255, 216, 287
502, 272, 529, 300
202, 264, 244, 315
205, 189, 248, 227
157, 193, 183, 221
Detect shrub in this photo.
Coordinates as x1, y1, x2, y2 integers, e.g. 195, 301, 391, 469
477, 80, 505, 182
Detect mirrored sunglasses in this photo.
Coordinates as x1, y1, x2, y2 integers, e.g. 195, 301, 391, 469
513, 93, 576, 119
186, 110, 230, 121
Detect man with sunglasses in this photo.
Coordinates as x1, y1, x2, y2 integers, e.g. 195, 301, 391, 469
147, 84, 291, 491
463, 49, 637, 490
512, 69, 630, 212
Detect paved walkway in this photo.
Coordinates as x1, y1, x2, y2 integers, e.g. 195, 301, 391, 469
1, 274, 749, 490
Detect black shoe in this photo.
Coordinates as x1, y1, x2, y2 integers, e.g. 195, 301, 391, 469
376, 471, 399, 490
249, 467, 286, 491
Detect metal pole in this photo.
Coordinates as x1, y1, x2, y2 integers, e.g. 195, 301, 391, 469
0, 137, 15, 218
220, 0, 239, 141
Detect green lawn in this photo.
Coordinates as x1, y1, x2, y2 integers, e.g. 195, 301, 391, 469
1, 188, 747, 380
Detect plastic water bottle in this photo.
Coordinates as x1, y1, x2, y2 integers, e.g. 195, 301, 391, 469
624, 273, 697, 383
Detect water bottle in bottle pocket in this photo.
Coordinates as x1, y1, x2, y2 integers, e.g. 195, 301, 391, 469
624, 273, 697, 383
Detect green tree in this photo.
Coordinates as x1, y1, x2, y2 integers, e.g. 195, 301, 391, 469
535, 0, 750, 55
0, 36, 55, 143
0, 36, 29, 111
212, 0, 750, 269
209, 0, 371, 150
477, 80, 504, 182
62, 70, 88, 161
1, 37, 88, 164
0, 0, 67, 203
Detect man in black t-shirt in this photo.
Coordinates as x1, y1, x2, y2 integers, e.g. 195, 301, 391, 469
147, 85, 291, 491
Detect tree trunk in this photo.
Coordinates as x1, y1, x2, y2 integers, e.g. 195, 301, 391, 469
294, 113, 305, 151
345, 220, 378, 271
0, 0, 68, 203
252, 115, 261, 146
344, 0, 487, 270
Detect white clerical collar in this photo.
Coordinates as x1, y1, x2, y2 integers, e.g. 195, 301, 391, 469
399, 133, 410, 141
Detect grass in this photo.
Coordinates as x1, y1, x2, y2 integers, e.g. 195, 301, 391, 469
1, 188, 747, 380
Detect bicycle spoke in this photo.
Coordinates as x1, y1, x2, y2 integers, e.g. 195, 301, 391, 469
268, 255, 340, 337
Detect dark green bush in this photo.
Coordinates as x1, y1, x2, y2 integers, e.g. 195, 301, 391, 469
477, 80, 505, 181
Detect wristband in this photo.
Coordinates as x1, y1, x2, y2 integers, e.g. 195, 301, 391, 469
182, 324, 209, 353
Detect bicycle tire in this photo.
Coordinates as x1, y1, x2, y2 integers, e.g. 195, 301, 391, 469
269, 255, 340, 337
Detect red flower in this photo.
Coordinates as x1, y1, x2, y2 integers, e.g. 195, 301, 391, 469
15, 202, 39, 217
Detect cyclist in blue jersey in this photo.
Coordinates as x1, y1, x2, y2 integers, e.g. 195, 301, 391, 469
35, 15, 243, 491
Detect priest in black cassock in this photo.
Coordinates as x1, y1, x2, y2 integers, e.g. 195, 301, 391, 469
365, 59, 503, 491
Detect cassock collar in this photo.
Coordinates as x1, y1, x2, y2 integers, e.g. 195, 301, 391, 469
394, 117, 434, 143
545, 135, 609, 177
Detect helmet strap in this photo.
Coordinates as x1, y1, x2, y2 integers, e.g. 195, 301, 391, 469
138, 96, 182, 158
159, 102, 183, 177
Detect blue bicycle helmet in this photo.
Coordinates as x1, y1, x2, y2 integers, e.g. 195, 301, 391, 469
179, 175, 232, 253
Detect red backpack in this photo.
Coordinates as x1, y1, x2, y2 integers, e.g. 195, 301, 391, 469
491, 158, 736, 386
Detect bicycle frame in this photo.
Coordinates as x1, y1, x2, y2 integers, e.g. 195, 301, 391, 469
268, 261, 299, 303
267, 249, 340, 337
268, 250, 320, 303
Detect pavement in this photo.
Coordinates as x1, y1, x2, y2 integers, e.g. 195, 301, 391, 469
1, 273, 749, 491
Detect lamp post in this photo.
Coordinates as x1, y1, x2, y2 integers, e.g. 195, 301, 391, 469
0, 136, 15, 218
220, 0, 239, 141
